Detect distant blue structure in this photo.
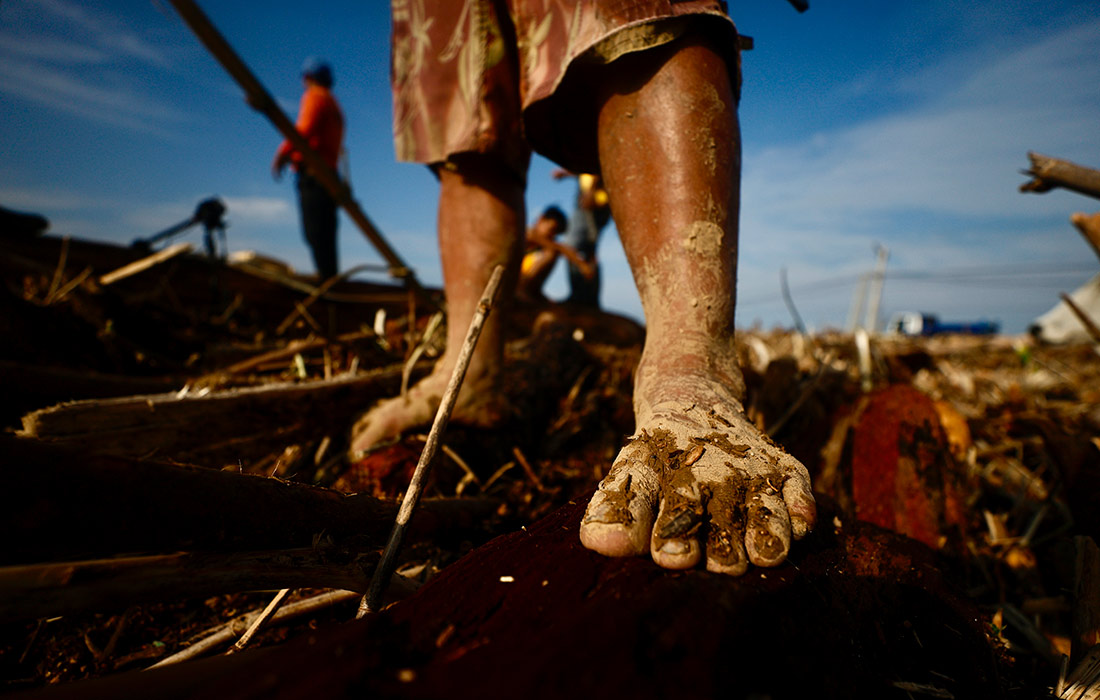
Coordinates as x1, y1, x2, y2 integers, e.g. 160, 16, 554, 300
887, 312, 1000, 336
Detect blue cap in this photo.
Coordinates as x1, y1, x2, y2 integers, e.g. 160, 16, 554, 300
301, 57, 333, 87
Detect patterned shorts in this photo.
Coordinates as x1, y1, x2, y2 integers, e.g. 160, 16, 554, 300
390, 0, 739, 180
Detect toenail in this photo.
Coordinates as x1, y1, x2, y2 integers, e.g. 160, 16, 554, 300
659, 539, 691, 555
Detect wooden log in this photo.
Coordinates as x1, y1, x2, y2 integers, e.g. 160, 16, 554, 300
1020, 152, 1100, 201
0, 548, 412, 623
18, 363, 424, 465
0, 436, 497, 565
0, 360, 182, 413
1071, 212, 1100, 264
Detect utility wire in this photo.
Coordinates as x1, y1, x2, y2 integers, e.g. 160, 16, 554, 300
738, 263, 1096, 307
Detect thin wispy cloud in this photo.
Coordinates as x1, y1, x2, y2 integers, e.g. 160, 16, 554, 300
30, 0, 172, 68
0, 33, 108, 64
221, 196, 293, 224
736, 17, 1100, 329
742, 19, 1100, 245
0, 186, 121, 212
0, 58, 184, 136
0, 0, 188, 135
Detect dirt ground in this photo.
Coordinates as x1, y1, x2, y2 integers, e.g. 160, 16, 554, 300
2, 234, 1099, 698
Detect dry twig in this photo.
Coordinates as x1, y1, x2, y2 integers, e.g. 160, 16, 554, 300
357, 265, 505, 617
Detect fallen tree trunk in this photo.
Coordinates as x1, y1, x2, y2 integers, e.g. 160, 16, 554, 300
0, 549, 389, 623
1021, 152, 1100, 201
0, 436, 497, 565
18, 363, 425, 465
0, 360, 182, 426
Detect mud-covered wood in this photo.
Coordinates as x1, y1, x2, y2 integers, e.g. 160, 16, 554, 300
0, 437, 496, 565
24, 499, 1004, 699
1021, 152, 1100, 201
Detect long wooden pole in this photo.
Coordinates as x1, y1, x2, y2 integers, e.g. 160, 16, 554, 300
167, 0, 431, 304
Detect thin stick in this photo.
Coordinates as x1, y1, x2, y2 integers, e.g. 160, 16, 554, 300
148, 589, 359, 669
99, 242, 192, 286
357, 265, 505, 618
512, 446, 546, 492
46, 266, 93, 305
225, 588, 289, 655
46, 235, 70, 301
402, 312, 444, 396
1060, 292, 1100, 344
412, 434, 480, 490
275, 264, 376, 336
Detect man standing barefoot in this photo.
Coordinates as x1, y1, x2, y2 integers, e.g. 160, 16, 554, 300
352, 0, 816, 574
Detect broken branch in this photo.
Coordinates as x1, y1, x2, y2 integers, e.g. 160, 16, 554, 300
1020, 152, 1100, 201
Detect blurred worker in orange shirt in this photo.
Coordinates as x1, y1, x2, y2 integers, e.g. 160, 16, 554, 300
273, 57, 345, 280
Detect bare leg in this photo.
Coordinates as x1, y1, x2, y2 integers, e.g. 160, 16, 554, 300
579, 37, 816, 573
350, 157, 524, 455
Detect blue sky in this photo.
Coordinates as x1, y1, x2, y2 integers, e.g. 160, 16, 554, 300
2, 1, 1099, 332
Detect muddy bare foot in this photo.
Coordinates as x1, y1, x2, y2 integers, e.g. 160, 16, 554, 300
580, 368, 817, 575
348, 366, 506, 457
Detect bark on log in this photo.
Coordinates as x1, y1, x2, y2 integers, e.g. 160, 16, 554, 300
17, 363, 424, 465
24, 499, 1005, 699
1021, 152, 1100, 201
1071, 212, 1100, 264
0, 436, 497, 565
0, 549, 388, 623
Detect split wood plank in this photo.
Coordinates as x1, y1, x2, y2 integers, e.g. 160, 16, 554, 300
18, 363, 423, 463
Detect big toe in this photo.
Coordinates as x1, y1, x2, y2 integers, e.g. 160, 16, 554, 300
579, 466, 657, 557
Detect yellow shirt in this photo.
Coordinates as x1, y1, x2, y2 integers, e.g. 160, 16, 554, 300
579, 173, 609, 208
